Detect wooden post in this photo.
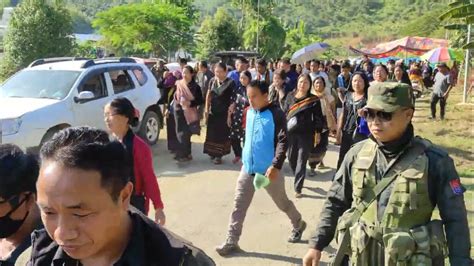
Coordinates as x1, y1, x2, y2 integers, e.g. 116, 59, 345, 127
463, 24, 471, 103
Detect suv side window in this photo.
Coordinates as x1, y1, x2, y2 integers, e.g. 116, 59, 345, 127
132, 67, 148, 86
110, 70, 135, 94
79, 73, 108, 100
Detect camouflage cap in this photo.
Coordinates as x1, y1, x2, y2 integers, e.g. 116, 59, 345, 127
365, 82, 414, 112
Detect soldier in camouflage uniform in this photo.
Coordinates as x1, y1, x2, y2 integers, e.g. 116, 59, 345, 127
303, 82, 471, 266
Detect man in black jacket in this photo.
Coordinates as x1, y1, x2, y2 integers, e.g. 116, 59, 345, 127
29, 127, 213, 266
0, 144, 42, 265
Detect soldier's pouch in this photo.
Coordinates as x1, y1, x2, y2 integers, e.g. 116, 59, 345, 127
334, 208, 356, 254
383, 231, 416, 262
427, 219, 448, 259
409, 224, 432, 265
349, 222, 370, 254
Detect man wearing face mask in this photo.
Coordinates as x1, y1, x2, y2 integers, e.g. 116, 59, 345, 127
0, 144, 41, 265
303, 82, 471, 265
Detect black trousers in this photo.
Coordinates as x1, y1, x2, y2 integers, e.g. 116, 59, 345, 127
308, 130, 329, 169
337, 131, 367, 171
231, 138, 242, 158
288, 133, 313, 194
430, 93, 446, 119
175, 110, 192, 159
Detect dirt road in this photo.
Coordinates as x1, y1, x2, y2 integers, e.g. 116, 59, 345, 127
149, 131, 339, 265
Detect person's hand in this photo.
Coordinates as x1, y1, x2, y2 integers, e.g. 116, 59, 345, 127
335, 129, 342, 145
227, 114, 232, 128
314, 133, 321, 146
204, 111, 209, 125
155, 208, 166, 226
265, 166, 279, 181
443, 92, 449, 100
164, 109, 169, 119
302, 248, 322, 266
229, 103, 236, 113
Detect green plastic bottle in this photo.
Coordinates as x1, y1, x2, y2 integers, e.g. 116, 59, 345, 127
253, 173, 270, 190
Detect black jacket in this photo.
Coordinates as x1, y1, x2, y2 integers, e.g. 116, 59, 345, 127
28, 209, 214, 266
309, 126, 472, 265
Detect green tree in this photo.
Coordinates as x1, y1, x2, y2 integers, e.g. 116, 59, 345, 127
399, 7, 445, 38
92, 3, 192, 57
74, 40, 98, 58
195, 7, 241, 59
283, 21, 322, 58
243, 16, 285, 59
1, 0, 74, 79
439, 0, 474, 49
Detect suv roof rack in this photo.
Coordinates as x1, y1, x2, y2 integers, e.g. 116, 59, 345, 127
28, 57, 90, 68
81, 57, 137, 68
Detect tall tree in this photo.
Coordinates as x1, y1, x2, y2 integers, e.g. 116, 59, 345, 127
243, 16, 285, 59
1, 0, 74, 79
92, 3, 192, 56
195, 7, 241, 59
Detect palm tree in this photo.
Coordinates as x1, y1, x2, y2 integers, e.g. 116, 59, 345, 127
440, 0, 473, 103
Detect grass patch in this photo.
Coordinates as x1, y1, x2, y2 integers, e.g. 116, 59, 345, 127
412, 89, 474, 260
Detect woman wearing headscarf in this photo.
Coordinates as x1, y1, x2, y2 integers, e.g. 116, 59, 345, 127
173, 65, 203, 163
285, 74, 323, 197
308, 76, 337, 176
336, 72, 370, 170
204, 62, 236, 165
104, 97, 165, 225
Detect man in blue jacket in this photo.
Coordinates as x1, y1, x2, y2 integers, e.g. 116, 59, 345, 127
216, 80, 306, 256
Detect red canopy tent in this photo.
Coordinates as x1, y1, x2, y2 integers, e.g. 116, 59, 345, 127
349, 36, 449, 58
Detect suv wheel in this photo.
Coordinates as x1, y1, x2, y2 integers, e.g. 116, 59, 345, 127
139, 110, 160, 145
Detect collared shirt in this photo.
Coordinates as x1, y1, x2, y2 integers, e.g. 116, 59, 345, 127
29, 210, 185, 266
228, 70, 241, 87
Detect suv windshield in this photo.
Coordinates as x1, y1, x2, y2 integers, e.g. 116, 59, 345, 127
0, 70, 81, 100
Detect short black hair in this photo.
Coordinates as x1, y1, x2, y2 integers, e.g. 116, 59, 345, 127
179, 58, 187, 65
311, 59, 321, 66
0, 144, 39, 199
257, 58, 267, 67
216, 62, 227, 72
236, 57, 249, 64
281, 58, 291, 65
241, 70, 252, 82
40, 127, 130, 202
199, 60, 208, 69
273, 69, 286, 80
248, 80, 269, 95
341, 61, 351, 69
109, 97, 139, 127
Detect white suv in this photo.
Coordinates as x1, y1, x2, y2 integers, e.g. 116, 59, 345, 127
0, 57, 163, 152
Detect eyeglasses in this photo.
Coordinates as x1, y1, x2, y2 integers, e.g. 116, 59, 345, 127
361, 109, 394, 122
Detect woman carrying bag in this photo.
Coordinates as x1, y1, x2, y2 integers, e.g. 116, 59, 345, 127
174, 65, 204, 163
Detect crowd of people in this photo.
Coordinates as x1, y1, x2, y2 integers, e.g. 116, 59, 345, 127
0, 53, 471, 265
